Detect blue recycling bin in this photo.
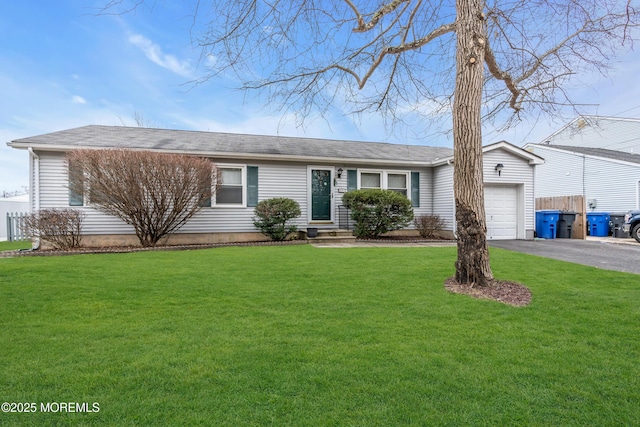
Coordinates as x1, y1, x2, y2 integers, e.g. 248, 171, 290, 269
586, 212, 611, 237
535, 210, 561, 239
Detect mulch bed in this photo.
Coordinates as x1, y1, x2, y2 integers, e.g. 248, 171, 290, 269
0, 239, 309, 258
0, 236, 455, 258
444, 277, 532, 307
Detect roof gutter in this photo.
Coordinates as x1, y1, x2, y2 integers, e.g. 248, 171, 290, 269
10, 142, 446, 167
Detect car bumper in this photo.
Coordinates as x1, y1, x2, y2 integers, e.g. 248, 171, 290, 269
623, 224, 631, 233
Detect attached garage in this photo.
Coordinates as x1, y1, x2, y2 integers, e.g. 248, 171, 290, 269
485, 185, 519, 240
435, 141, 543, 240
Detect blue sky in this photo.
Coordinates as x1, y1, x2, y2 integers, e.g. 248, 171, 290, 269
2, 1, 640, 193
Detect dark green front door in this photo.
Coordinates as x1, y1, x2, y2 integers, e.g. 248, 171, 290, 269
311, 169, 331, 221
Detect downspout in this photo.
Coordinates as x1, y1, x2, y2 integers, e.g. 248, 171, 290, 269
27, 148, 40, 250
582, 153, 586, 206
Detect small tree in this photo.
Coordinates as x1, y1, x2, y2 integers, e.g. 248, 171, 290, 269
67, 149, 216, 247
253, 198, 301, 241
22, 208, 84, 250
342, 189, 414, 239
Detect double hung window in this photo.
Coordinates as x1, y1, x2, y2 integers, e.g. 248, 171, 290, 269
217, 167, 244, 205
358, 170, 409, 196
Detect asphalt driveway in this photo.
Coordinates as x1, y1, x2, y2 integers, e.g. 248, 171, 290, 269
489, 238, 640, 275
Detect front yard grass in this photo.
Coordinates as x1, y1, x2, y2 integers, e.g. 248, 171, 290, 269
1, 245, 638, 426
0, 240, 31, 252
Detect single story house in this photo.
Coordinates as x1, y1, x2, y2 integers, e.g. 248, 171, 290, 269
8, 125, 543, 246
526, 116, 640, 212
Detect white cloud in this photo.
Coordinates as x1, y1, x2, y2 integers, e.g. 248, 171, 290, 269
204, 54, 217, 67
128, 33, 192, 77
72, 95, 86, 104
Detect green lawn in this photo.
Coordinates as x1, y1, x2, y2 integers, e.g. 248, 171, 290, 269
0, 240, 31, 252
1, 245, 638, 426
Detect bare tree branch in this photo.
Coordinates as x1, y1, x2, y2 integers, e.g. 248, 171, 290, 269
68, 149, 217, 247
346, 0, 411, 33
99, 0, 640, 285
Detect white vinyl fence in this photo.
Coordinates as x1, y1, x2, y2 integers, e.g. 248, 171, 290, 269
0, 196, 30, 241
5, 212, 28, 241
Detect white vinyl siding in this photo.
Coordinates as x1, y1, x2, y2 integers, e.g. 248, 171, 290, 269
583, 156, 640, 212
431, 147, 537, 239
35, 153, 309, 234
530, 147, 584, 198
483, 149, 535, 236
532, 145, 640, 213
188, 162, 307, 232
33, 147, 536, 239
432, 164, 455, 231
39, 151, 70, 208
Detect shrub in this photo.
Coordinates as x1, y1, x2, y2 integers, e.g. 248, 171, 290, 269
342, 189, 414, 238
253, 198, 301, 241
67, 149, 215, 247
22, 208, 85, 250
414, 214, 447, 239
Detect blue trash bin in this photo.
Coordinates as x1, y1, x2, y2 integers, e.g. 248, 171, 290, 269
586, 212, 611, 237
535, 210, 561, 239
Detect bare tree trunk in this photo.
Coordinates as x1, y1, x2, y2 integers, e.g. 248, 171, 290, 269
453, 0, 493, 286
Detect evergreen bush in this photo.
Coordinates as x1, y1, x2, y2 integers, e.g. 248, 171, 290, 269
342, 189, 413, 238
253, 198, 301, 241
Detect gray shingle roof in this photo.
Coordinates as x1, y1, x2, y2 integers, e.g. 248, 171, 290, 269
540, 144, 640, 165
9, 125, 453, 165
538, 115, 640, 154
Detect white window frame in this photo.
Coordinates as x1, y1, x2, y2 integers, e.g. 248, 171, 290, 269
386, 171, 410, 197
358, 170, 383, 189
357, 169, 411, 201
214, 164, 247, 207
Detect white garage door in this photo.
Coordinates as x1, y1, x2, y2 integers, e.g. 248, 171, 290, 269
485, 186, 518, 240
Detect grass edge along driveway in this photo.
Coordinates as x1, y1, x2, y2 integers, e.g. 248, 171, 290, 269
1, 245, 638, 426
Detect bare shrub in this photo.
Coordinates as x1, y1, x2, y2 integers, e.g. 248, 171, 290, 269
23, 208, 84, 250
414, 215, 447, 239
68, 149, 216, 247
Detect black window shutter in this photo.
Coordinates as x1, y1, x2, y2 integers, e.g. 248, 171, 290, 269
247, 166, 259, 207
411, 171, 420, 207
347, 169, 357, 191
198, 165, 212, 207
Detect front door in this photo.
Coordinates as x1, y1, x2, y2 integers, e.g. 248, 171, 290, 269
311, 169, 332, 221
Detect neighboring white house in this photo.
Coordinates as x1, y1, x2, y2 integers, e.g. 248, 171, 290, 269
527, 116, 640, 213
7, 125, 543, 246
0, 194, 29, 241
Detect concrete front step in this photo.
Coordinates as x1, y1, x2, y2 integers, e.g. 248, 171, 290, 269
303, 228, 356, 243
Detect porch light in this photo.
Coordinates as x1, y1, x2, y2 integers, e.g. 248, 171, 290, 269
495, 163, 504, 176
336, 168, 343, 179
